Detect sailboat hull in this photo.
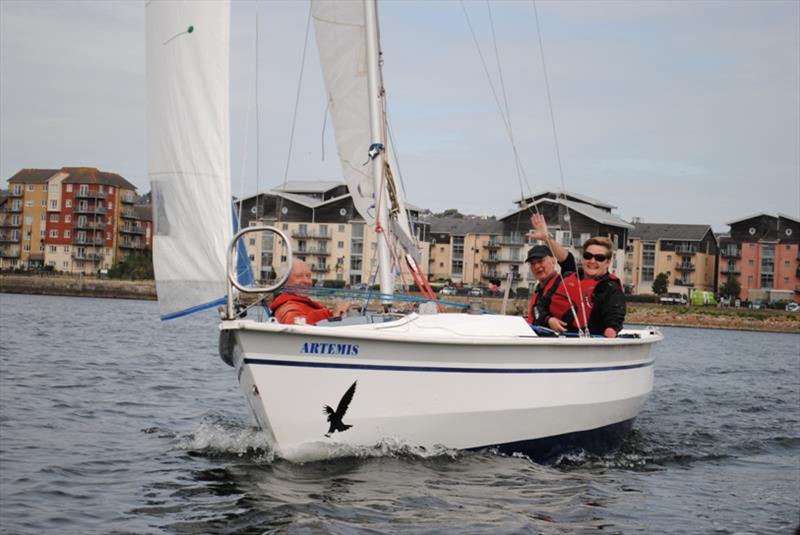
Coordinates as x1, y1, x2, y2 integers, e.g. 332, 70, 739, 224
222, 314, 659, 462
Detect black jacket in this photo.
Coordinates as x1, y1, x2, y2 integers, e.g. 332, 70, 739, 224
583, 273, 626, 335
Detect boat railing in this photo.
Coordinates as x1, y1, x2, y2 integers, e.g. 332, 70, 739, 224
226, 225, 293, 320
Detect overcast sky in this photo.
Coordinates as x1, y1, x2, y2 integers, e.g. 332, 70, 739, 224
1, 0, 798, 231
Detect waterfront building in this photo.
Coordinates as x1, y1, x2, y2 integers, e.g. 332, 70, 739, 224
1, 167, 152, 273
718, 213, 800, 303
498, 191, 633, 291
625, 222, 718, 296
426, 217, 504, 286
236, 182, 429, 287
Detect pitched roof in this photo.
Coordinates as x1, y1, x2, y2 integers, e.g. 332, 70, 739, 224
7, 169, 60, 184
429, 216, 503, 235
134, 204, 153, 221
516, 190, 617, 211
60, 167, 137, 190
501, 198, 633, 229
630, 222, 713, 241
272, 180, 344, 194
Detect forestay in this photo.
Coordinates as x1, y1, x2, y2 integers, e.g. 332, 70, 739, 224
146, 0, 232, 319
311, 0, 418, 262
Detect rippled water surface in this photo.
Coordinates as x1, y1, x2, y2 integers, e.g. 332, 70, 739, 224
1, 293, 798, 534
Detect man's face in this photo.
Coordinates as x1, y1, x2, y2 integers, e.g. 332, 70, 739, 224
529, 255, 556, 282
287, 262, 313, 287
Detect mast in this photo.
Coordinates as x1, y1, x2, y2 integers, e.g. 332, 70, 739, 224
364, 0, 393, 298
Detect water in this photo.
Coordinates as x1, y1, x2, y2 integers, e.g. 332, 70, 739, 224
1, 293, 798, 534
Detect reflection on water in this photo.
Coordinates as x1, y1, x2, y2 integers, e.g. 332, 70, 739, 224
1, 293, 798, 534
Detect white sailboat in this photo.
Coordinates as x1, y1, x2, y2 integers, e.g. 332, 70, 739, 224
146, 0, 662, 463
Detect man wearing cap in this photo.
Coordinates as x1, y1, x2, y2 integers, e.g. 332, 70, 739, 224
525, 213, 576, 330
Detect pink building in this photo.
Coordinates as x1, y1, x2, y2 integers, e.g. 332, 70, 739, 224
718, 214, 800, 303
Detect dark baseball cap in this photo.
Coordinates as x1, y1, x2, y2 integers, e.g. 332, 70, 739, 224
526, 245, 553, 262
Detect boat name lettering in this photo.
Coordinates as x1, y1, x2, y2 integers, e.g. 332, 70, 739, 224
301, 342, 359, 356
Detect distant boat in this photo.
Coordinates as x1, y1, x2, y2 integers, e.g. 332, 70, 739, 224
145, 0, 662, 462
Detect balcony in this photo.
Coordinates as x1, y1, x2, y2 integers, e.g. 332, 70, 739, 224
296, 246, 330, 255
481, 270, 501, 279
119, 225, 146, 235
482, 256, 522, 264
482, 257, 500, 264
291, 230, 331, 240
484, 240, 500, 249
120, 208, 140, 219
0, 215, 21, 228
675, 262, 695, 272
72, 251, 104, 261
74, 190, 108, 200
722, 266, 741, 275
73, 236, 105, 246
119, 241, 146, 250
8, 204, 23, 213
1, 248, 21, 258
721, 249, 741, 259
310, 264, 329, 273
675, 245, 697, 255
121, 194, 136, 204
498, 235, 526, 246
674, 279, 694, 287
75, 220, 106, 230
74, 204, 107, 215
9, 189, 23, 197
0, 232, 21, 243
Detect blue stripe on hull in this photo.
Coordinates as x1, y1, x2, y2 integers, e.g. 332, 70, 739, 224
242, 358, 653, 374
474, 418, 635, 463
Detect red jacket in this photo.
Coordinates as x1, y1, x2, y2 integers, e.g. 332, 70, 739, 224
269, 293, 332, 325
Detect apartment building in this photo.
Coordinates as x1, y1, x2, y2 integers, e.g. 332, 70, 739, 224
426, 217, 503, 285
498, 191, 633, 290
625, 222, 718, 295
718, 213, 799, 303
1, 167, 151, 273
237, 182, 429, 287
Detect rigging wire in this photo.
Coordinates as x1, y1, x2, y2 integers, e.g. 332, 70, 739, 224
276, 3, 314, 226
236, 9, 258, 225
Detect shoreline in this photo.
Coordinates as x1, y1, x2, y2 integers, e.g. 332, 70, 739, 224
2, 276, 798, 333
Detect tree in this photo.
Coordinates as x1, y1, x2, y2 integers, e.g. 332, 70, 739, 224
434, 208, 464, 218
720, 276, 741, 299
651, 272, 669, 295
108, 251, 155, 280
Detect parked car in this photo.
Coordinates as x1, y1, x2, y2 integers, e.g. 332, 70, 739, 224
439, 286, 456, 296
750, 300, 764, 310
659, 293, 687, 305
351, 283, 369, 291
785, 302, 800, 312
468, 287, 483, 297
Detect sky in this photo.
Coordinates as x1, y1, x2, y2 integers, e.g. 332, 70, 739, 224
1, 0, 798, 232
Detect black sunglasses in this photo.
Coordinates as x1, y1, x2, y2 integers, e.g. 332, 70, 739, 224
583, 252, 609, 262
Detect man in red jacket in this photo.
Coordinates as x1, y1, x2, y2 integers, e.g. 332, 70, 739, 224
269, 259, 351, 325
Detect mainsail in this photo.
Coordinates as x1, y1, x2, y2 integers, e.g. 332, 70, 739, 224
311, 0, 418, 263
145, 0, 232, 319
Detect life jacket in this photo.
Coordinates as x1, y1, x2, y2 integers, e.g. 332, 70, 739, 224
269, 292, 332, 325
527, 274, 561, 324
549, 272, 621, 330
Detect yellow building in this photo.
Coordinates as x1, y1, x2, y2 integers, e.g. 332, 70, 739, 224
626, 222, 719, 296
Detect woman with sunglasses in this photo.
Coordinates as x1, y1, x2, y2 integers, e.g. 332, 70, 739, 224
527, 214, 625, 338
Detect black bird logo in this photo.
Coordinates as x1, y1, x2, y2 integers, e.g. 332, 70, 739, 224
323, 381, 357, 437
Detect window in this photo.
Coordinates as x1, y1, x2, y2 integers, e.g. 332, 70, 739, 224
65, 215, 71, 223
249, 238, 256, 246
50, 229, 59, 238
23, 244, 31, 252
65, 200, 72, 208
50, 200, 58, 209
98, 185, 104, 193
63, 261, 69, 269
338, 225, 345, 232
338, 241, 344, 248
64, 246, 70, 253
50, 214, 59, 223
66, 184, 72, 192
42, 184, 48, 191
667, 255, 672, 261
282, 223, 288, 230
49, 246, 57, 253
50, 184, 58, 192
27, 184, 34, 191
25, 216, 32, 225
40, 214, 45, 222
64, 230, 71, 239
108, 202, 112, 210
41, 200, 46, 207
25, 200, 33, 207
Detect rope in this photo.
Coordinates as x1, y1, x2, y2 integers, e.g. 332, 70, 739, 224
276, 3, 313, 226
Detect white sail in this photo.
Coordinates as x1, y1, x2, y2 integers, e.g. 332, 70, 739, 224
311, 0, 419, 263
145, 0, 232, 319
